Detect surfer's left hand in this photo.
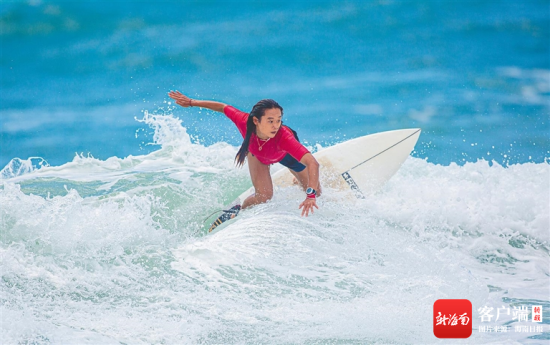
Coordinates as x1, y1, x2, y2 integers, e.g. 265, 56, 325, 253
299, 198, 318, 217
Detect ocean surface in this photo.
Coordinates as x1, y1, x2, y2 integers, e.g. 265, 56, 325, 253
1, 0, 549, 344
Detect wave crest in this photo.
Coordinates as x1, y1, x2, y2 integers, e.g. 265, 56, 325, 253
0, 157, 49, 179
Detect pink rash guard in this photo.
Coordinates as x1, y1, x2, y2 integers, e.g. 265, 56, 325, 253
224, 105, 309, 165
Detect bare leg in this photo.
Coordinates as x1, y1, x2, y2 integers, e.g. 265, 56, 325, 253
242, 153, 274, 209
289, 167, 322, 197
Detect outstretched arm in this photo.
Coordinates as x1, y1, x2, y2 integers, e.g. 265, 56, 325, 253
168, 91, 226, 113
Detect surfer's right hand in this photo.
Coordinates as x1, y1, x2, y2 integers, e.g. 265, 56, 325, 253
299, 198, 318, 217
168, 91, 194, 107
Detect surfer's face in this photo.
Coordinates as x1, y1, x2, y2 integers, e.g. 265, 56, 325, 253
254, 108, 282, 139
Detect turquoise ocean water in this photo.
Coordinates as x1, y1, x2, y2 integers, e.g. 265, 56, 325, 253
1, 1, 549, 344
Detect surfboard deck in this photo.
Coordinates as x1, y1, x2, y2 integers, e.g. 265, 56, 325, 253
206, 128, 421, 233
237, 128, 421, 203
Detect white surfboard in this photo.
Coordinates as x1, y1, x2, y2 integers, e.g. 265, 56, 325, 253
237, 128, 421, 203
207, 128, 421, 232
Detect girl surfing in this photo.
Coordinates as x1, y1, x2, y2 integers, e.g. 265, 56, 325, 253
168, 91, 321, 231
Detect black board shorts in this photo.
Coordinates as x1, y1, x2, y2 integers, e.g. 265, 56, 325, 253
250, 152, 306, 172
279, 153, 306, 172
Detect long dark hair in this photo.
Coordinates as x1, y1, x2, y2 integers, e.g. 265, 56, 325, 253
235, 99, 298, 167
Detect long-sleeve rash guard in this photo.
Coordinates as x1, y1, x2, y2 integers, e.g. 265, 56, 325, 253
224, 105, 309, 165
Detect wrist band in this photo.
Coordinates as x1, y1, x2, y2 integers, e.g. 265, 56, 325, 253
306, 187, 316, 199
189, 99, 193, 107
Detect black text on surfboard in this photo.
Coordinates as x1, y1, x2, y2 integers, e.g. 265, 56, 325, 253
342, 172, 366, 199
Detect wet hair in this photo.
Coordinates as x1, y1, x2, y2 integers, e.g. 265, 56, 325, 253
235, 99, 299, 167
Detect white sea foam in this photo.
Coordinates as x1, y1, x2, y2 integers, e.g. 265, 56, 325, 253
1, 113, 548, 344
